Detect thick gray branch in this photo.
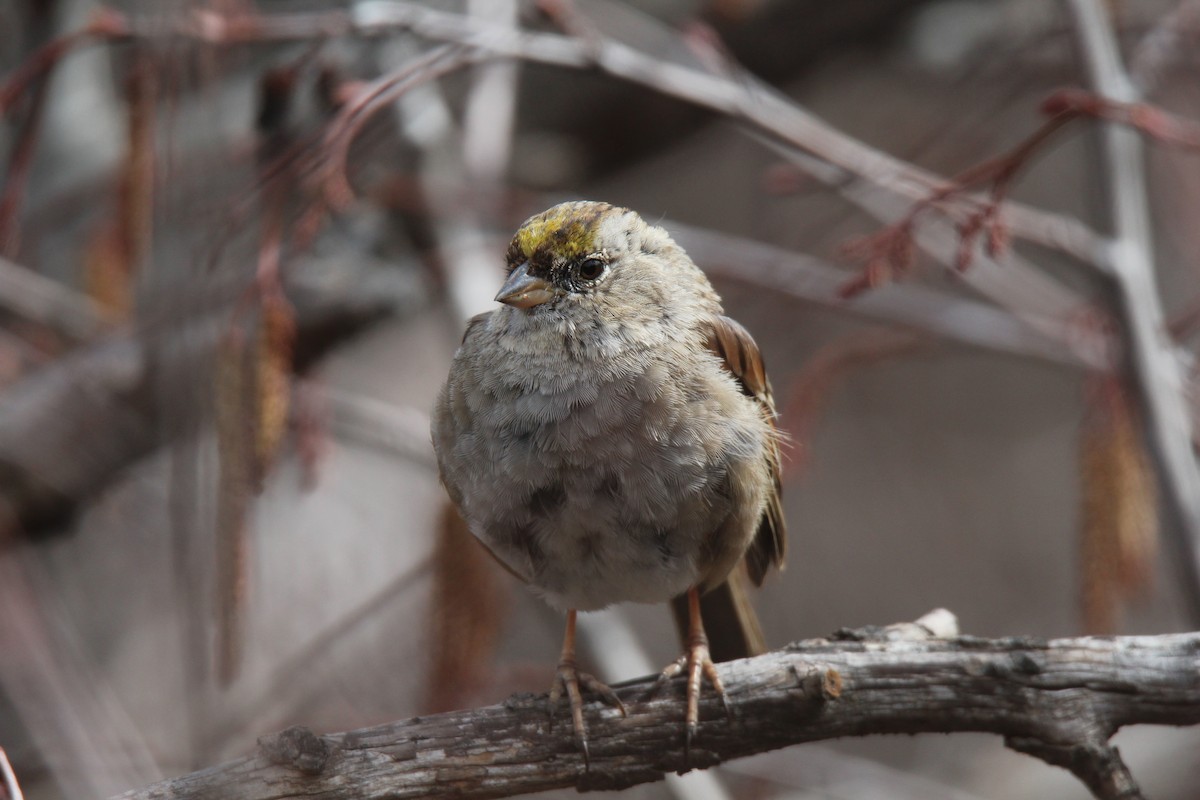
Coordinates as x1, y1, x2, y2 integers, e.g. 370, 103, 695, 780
114, 624, 1200, 800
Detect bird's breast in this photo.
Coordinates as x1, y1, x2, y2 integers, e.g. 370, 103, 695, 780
443, 352, 766, 611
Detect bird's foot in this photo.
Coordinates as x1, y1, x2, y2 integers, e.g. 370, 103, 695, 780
548, 659, 626, 765
652, 640, 731, 758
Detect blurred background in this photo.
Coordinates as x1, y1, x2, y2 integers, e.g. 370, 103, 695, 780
1, 0, 1199, 797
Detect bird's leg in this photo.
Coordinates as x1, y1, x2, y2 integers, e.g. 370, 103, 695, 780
547, 609, 626, 764
654, 586, 731, 755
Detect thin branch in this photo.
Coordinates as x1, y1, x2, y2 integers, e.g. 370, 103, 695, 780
0, 746, 26, 800
1129, 0, 1200, 95
750, 134, 1113, 366
0, 8, 124, 114
670, 221, 1112, 369
0, 554, 162, 798
0, 71, 50, 257
336, 2, 1114, 362
6, 2, 1111, 270
200, 555, 433, 752
0, 258, 413, 538
353, 0, 1110, 267
1066, 0, 1200, 622
0, 255, 106, 342
111, 613, 1200, 800
317, 386, 435, 469
2, 3, 1115, 351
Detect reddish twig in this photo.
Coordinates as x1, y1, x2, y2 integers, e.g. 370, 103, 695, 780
837, 104, 1080, 298
0, 9, 131, 257
1042, 86, 1200, 148
314, 43, 470, 209
780, 329, 926, 475
0, 72, 50, 257
0, 8, 129, 115
837, 86, 1200, 298
0, 1, 1111, 270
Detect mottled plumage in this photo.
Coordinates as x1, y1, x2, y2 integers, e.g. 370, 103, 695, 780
431, 200, 785, 755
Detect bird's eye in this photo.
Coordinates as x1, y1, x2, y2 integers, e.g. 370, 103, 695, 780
577, 258, 606, 281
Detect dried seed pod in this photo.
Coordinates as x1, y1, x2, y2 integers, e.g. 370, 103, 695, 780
1079, 375, 1159, 633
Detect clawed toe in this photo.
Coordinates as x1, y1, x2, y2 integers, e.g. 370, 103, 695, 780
649, 640, 732, 756
650, 654, 687, 693
660, 587, 737, 758
547, 611, 625, 766
548, 661, 624, 764
577, 671, 628, 717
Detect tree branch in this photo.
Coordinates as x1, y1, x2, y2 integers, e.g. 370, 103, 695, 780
0, 259, 415, 538
0, 254, 106, 342
10, 2, 1109, 268
671, 221, 1112, 369
1066, 0, 1200, 622
114, 612, 1199, 800
1, 3, 1125, 371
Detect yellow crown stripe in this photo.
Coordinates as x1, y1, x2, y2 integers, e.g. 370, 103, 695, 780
514, 204, 606, 260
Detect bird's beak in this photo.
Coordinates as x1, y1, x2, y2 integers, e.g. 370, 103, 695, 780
495, 262, 555, 309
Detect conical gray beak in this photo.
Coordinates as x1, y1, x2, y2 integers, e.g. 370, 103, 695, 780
495, 263, 556, 309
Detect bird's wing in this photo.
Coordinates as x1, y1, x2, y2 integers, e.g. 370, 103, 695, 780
704, 315, 786, 585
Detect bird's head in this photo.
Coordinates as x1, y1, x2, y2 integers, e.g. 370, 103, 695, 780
495, 201, 719, 332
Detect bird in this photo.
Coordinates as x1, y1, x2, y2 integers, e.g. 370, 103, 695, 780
431, 200, 785, 759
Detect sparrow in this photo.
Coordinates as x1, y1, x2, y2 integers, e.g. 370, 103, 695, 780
431, 200, 785, 759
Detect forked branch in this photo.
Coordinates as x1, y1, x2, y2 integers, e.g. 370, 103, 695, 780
113, 611, 1199, 800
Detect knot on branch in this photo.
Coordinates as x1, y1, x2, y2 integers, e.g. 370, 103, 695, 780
258, 725, 333, 775
790, 665, 842, 705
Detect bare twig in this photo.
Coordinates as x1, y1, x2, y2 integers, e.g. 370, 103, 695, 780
0, 259, 413, 538
201, 555, 433, 752
317, 43, 470, 210
777, 328, 927, 474
0, 554, 161, 798
1041, 87, 1200, 149
1066, 0, 1200, 621
0, 9, 124, 114
0, 746, 26, 800
1129, 0, 1200, 94
4, 2, 1111, 269
2, 3, 1120, 363
670, 221, 1113, 369
0, 255, 106, 342
751, 135, 1112, 367
112, 612, 1200, 800
831, 105, 1085, 294
0, 72, 50, 257
318, 386, 435, 469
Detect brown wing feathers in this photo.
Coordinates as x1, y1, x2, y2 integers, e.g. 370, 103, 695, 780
705, 315, 787, 586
